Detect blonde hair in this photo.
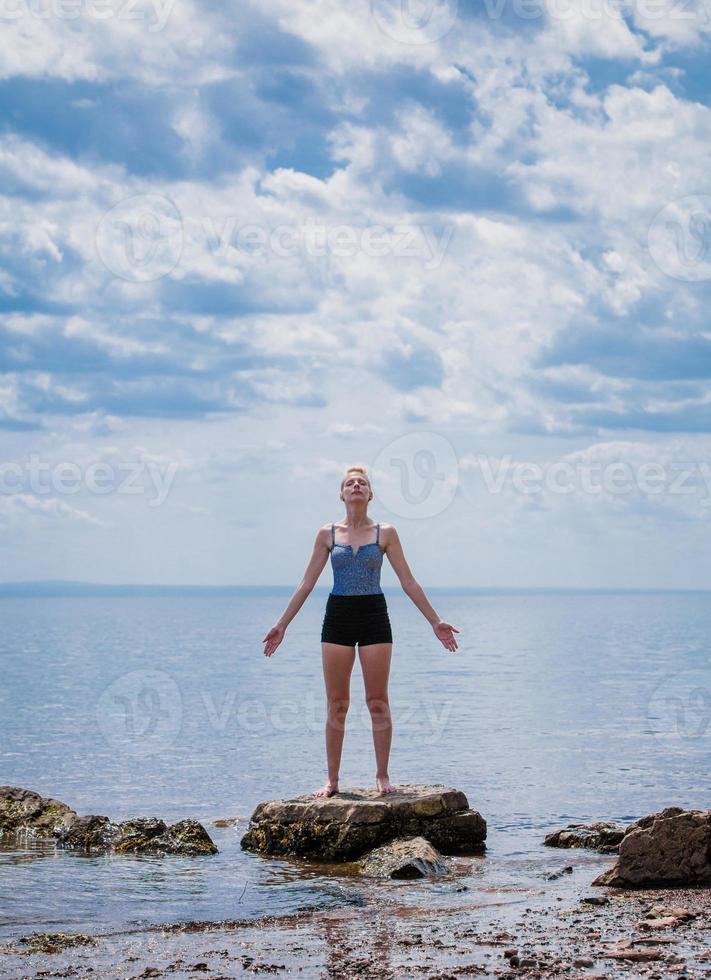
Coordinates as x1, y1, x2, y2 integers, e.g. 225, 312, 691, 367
340, 465, 372, 494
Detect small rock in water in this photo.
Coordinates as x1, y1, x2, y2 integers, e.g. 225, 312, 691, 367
545, 864, 574, 879
544, 821, 626, 853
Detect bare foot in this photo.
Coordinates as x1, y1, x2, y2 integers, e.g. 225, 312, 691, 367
376, 775, 397, 795
314, 781, 339, 797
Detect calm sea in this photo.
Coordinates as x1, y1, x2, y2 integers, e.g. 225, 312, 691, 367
0, 590, 709, 941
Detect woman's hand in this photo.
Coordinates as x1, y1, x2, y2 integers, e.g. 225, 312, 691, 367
263, 624, 286, 657
433, 620, 459, 652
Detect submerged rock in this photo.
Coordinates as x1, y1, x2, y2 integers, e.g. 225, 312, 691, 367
0, 786, 218, 856
544, 821, 626, 853
359, 835, 450, 879
593, 806, 711, 887
240, 783, 486, 861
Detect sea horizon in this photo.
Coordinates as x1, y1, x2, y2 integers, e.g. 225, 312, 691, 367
1, 580, 710, 597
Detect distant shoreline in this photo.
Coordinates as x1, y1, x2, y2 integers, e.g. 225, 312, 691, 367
0, 581, 709, 598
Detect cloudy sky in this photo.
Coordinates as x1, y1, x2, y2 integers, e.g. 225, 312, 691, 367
1, 0, 711, 588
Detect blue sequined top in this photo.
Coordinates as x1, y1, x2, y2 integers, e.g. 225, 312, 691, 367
329, 522, 384, 596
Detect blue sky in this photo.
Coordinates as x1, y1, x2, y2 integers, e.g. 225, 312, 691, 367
1, 0, 711, 587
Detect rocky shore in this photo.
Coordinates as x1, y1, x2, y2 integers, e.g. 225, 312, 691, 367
2, 787, 710, 978
1, 875, 709, 978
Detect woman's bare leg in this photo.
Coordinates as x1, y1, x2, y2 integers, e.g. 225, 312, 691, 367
359, 642, 396, 794
315, 642, 356, 797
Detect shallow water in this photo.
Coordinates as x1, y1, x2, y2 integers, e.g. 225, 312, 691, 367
1, 591, 709, 941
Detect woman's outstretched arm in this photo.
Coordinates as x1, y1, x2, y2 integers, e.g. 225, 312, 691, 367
263, 527, 330, 657
383, 525, 459, 653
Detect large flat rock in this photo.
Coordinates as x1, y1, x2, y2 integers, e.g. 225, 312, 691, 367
240, 783, 486, 861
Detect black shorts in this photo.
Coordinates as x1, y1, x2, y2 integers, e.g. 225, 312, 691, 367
321, 592, 393, 647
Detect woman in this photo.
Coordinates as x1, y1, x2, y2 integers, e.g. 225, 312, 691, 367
262, 465, 459, 799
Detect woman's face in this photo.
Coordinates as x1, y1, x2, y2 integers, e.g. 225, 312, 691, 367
341, 473, 371, 501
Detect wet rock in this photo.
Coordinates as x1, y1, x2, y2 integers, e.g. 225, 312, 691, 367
0, 786, 78, 840
601, 947, 664, 962
637, 904, 697, 929
240, 783, 486, 861
637, 915, 681, 930
358, 835, 450, 878
592, 806, 711, 887
645, 903, 696, 921
56, 815, 218, 855
544, 821, 626, 853
581, 895, 609, 905
17, 932, 96, 954
53, 814, 115, 850
1, 786, 218, 856
544, 864, 573, 880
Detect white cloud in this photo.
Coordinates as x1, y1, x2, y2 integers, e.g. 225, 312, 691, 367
0, 0, 230, 83
0, 493, 110, 527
